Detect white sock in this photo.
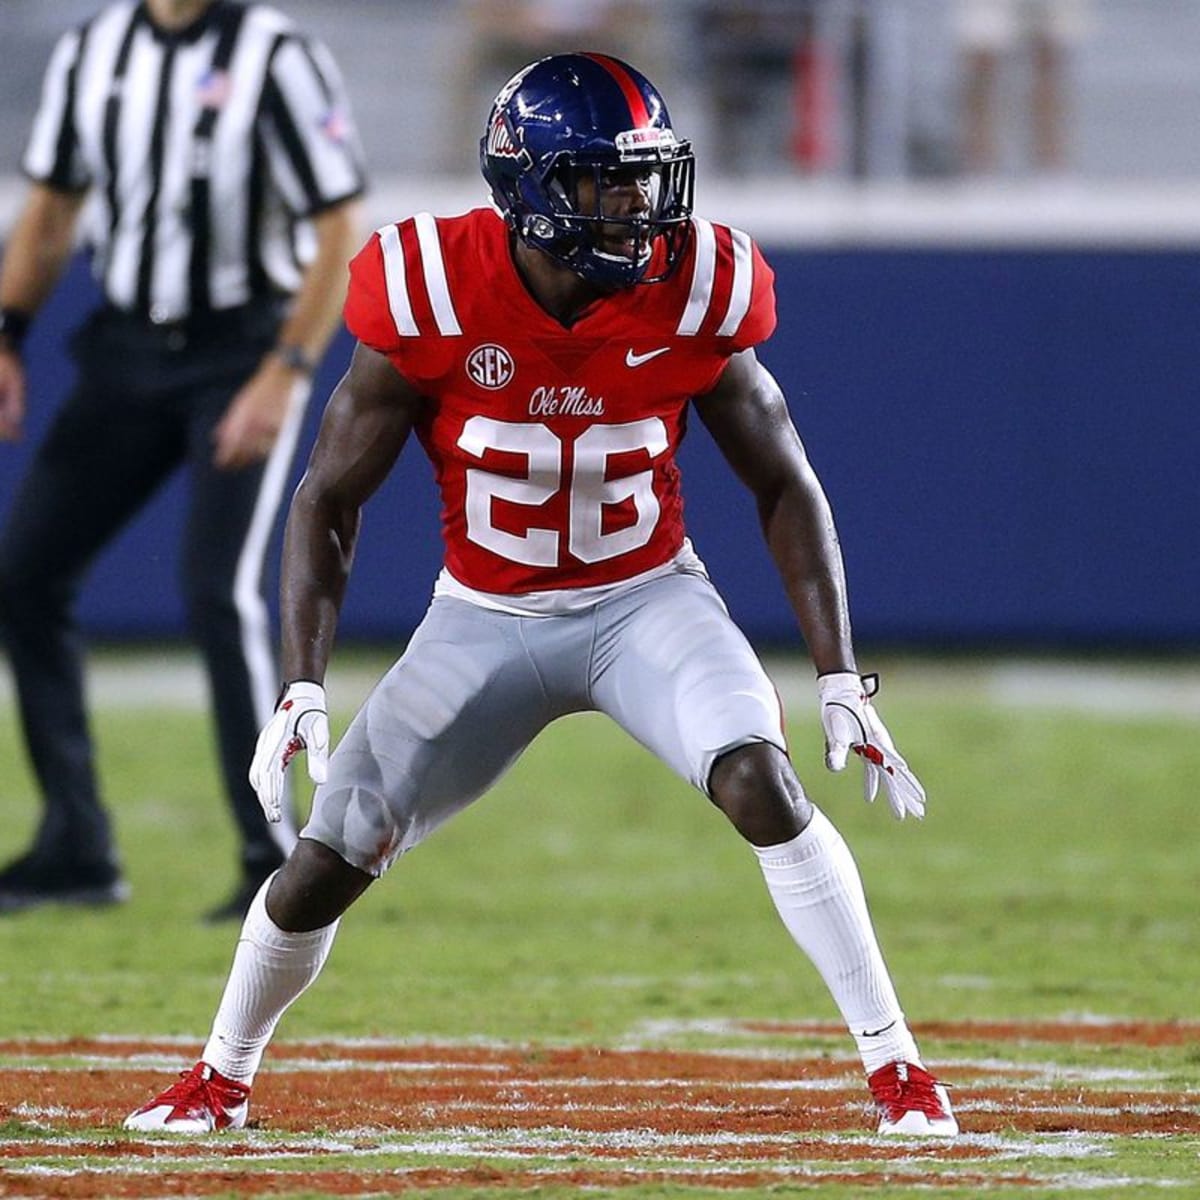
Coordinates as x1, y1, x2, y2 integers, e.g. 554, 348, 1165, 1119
752, 806, 922, 1075
201, 876, 338, 1085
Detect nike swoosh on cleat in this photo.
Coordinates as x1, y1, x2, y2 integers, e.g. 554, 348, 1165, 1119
625, 347, 671, 367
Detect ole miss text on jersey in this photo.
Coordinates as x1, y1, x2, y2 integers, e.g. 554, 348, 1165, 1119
343, 207, 776, 596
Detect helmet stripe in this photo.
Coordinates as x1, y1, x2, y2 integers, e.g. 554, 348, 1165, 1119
582, 52, 650, 127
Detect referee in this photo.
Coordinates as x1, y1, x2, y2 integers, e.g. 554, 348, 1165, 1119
0, 0, 366, 919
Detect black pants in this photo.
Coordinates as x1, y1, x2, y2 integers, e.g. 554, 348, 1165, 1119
0, 303, 303, 877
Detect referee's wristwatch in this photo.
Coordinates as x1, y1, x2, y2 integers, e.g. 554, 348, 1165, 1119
273, 342, 317, 376
0, 307, 31, 356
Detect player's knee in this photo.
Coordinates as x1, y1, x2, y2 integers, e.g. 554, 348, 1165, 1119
708, 742, 812, 847
265, 839, 373, 932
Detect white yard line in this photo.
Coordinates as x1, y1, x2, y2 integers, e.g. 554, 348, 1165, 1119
3, 1035, 1178, 1093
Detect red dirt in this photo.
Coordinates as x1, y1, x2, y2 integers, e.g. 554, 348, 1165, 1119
5, 1066, 1185, 1138
0, 1167, 1045, 1198
0, 1024, 1195, 1197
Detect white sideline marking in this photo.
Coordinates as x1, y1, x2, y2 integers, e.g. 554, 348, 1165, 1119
0, 653, 384, 712
984, 662, 1200, 719
2, 654, 1196, 720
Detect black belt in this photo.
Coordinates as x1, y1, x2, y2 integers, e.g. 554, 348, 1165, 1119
94, 299, 286, 349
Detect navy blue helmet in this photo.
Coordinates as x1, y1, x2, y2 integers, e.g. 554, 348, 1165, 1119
480, 53, 695, 288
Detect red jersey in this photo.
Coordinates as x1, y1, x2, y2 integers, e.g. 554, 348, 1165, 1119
343, 207, 776, 595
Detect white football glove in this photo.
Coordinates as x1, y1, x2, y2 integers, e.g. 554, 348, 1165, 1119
817, 671, 926, 820
248, 681, 329, 823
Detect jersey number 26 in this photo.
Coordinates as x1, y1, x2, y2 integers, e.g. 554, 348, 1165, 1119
457, 416, 669, 567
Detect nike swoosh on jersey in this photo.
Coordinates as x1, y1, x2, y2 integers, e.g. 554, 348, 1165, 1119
625, 347, 671, 367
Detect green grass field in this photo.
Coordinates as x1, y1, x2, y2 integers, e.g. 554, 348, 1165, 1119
0, 646, 1197, 1198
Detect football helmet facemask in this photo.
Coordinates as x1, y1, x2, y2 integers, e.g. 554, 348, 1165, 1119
480, 52, 695, 288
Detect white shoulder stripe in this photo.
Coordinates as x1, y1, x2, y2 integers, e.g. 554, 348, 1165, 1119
717, 228, 754, 337
414, 211, 463, 336
377, 223, 418, 337
677, 217, 717, 336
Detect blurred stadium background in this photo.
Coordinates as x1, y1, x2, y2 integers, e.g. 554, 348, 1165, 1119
1, 16, 1197, 1192
1, 0, 1198, 652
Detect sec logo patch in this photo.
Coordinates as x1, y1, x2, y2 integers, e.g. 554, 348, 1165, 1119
466, 344, 514, 390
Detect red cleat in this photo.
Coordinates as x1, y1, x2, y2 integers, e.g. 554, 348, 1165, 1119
868, 1060, 958, 1137
124, 1061, 249, 1133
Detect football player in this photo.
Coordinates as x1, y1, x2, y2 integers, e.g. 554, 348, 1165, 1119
126, 52, 957, 1138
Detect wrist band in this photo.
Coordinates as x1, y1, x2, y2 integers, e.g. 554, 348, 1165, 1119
274, 342, 317, 376
0, 307, 31, 354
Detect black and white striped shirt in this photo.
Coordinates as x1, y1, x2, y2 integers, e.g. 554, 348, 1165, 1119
22, 0, 366, 322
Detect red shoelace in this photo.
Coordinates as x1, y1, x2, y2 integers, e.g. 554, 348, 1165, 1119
868, 1062, 950, 1120
142, 1064, 249, 1126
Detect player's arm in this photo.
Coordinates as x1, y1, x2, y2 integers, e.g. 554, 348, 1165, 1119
694, 347, 856, 676
279, 341, 425, 685
250, 342, 422, 820
695, 348, 926, 820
